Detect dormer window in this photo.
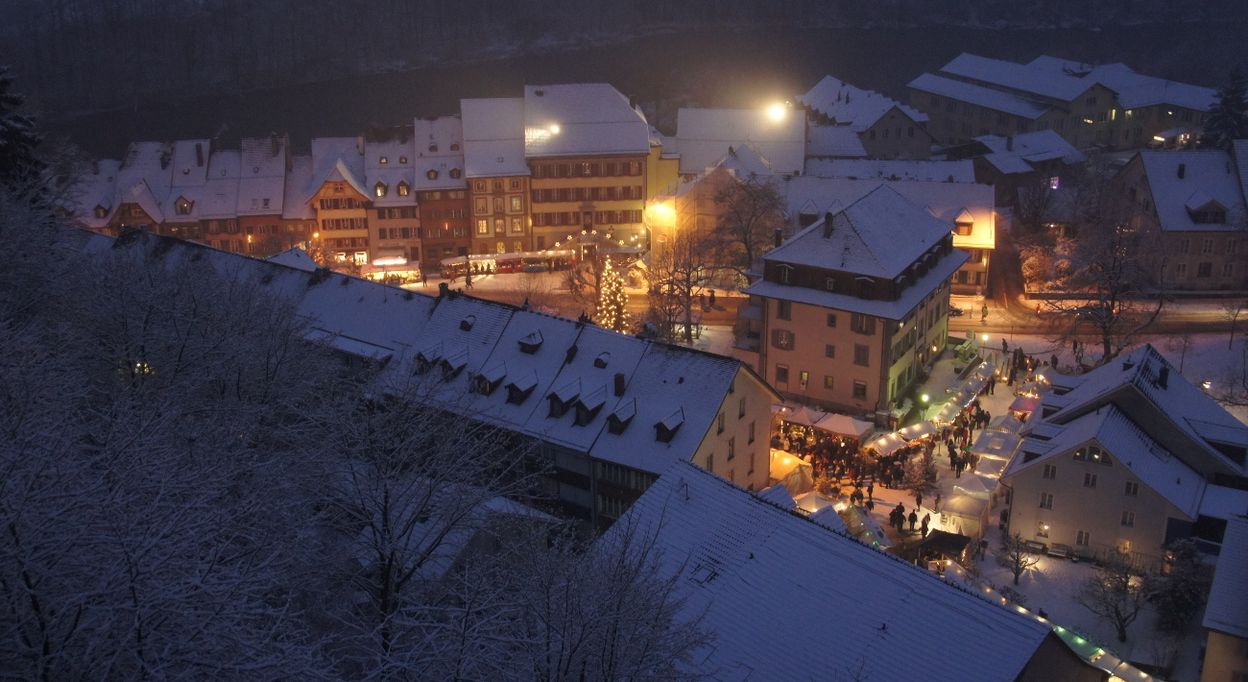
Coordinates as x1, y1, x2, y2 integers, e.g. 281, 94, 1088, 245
548, 395, 571, 418
427, 169, 439, 181
397, 182, 410, 197
450, 143, 460, 151
954, 221, 973, 236
655, 408, 685, 443
593, 352, 610, 369
449, 168, 462, 179
459, 315, 476, 331
428, 144, 438, 153
608, 399, 637, 434
777, 264, 793, 285
518, 330, 544, 354
379, 156, 388, 165
399, 156, 408, 164
375, 182, 388, 198
1189, 207, 1227, 224
94, 205, 108, 219
174, 196, 193, 216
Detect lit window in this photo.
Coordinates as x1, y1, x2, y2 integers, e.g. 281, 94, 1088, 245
397, 182, 410, 197
1120, 511, 1135, 527
449, 168, 462, 179
426, 170, 439, 180
375, 183, 387, 198
379, 156, 388, 165
399, 156, 408, 164
1039, 492, 1053, 509
1048, 176, 1060, 190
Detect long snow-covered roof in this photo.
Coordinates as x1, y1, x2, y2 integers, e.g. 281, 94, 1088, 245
523, 83, 650, 158
282, 155, 315, 220
599, 461, 1057, 681
976, 130, 1086, 175
1203, 516, 1248, 639
804, 124, 868, 159
1139, 149, 1246, 232
310, 137, 367, 198
1026, 56, 1216, 111
461, 98, 529, 178
908, 73, 1051, 119
411, 117, 466, 190
804, 159, 976, 183
674, 107, 805, 176
800, 75, 928, 130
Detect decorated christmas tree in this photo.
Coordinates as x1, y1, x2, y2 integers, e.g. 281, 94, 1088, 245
597, 257, 629, 332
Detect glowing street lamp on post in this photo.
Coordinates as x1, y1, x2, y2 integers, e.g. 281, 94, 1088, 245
766, 102, 787, 123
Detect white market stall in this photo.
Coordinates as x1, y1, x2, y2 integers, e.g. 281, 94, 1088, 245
865, 432, 908, 457
970, 430, 1021, 462
939, 494, 989, 541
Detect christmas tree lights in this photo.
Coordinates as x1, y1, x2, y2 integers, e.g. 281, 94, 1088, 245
597, 257, 630, 332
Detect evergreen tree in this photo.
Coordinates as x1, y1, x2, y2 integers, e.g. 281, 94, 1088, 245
0, 66, 42, 186
596, 257, 629, 332
1202, 67, 1248, 151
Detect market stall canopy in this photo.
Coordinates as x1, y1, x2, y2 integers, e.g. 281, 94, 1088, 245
898, 420, 937, 441
941, 494, 988, 519
975, 456, 1008, 480
780, 404, 825, 426
954, 473, 992, 499
971, 430, 1021, 461
1008, 395, 1040, 415
813, 413, 874, 439
866, 431, 908, 456
779, 463, 815, 497
793, 491, 838, 514
770, 448, 810, 481
920, 529, 972, 557
986, 413, 1024, 433
971, 361, 996, 380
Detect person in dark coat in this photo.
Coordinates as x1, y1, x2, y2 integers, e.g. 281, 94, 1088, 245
908, 510, 918, 533
920, 513, 931, 538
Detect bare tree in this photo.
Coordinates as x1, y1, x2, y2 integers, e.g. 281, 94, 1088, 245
902, 450, 939, 507
996, 533, 1041, 586
711, 177, 785, 284
1077, 552, 1146, 643
645, 222, 715, 343
1222, 299, 1247, 350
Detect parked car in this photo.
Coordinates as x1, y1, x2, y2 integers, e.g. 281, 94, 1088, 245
949, 305, 965, 317
1022, 540, 1047, 554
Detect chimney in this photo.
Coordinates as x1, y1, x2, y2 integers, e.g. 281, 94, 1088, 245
564, 344, 578, 365
774, 227, 784, 248
822, 211, 835, 238
614, 372, 626, 396
1177, 163, 1186, 179
1006, 136, 1014, 152
1157, 365, 1169, 389
195, 142, 204, 167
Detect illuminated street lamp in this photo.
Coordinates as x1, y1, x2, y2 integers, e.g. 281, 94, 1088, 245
766, 102, 787, 122
981, 333, 990, 342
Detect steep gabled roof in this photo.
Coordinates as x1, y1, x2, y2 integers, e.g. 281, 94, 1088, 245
766, 184, 954, 279
1138, 149, 1246, 232
598, 462, 1056, 681
800, 75, 928, 130
310, 137, 367, 199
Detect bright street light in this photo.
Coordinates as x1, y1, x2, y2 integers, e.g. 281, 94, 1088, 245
981, 333, 990, 342
766, 102, 787, 122
549, 123, 561, 134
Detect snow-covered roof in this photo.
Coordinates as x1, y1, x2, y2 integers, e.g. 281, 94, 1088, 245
237, 135, 287, 216
941, 53, 1091, 101
976, 130, 1087, 175
1027, 56, 1217, 112
169, 139, 210, 188
783, 176, 996, 251
1138, 149, 1246, 232
674, 107, 806, 176
767, 184, 953, 279
266, 247, 318, 272
461, 98, 530, 178
200, 150, 241, 220
804, 159, 976, 183
805, 125, 868, 158
523, 83, 650, 158
908, 73, 1051, 119
310, 137, 367, 198
282, 155, 315, 220
115, 141, 172, 221
411, 117, 466, 190
599, 461, 1057, 681
589, 343, 742, 473
1200, 485, 1248, 521
1203, 516, 1248, 639
1036, 344, 1248, 480
1009, 405, 1206, 518
364, 134, 417, 207
800, 75, 928, 130
669, 144, 777, 199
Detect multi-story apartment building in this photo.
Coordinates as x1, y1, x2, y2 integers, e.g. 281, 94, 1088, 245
524, 84, 651, 249
784, 174, 996, 296
462, 98, 532, 255
412, 117, 470, 272
800, 75, 933, 159
236, 135, 294, 256
739, 186, 967, 423
1001, 345, 1248, 568
364, 130, 422, 266
909, 53, 1216, 150
309, 137, 371, 266
1113, 145, 1248, 292
941, 130, 1087, 206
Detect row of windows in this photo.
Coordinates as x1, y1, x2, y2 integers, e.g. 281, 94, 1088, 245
473, 178, 524, 193
418, 190, 467, 201
377, 227, 418, 241
1037, 479, 1139, 508
474, 195, 525, 215
373, 181, 411, 198
319, 197, 364, 210
866, 126, 916, 140
1178, 237, 1237, 254
532, 210, 643, 227
530, 186, 644, 203
475, 217, 526, 235
1174, 261, 1237, 279
321, 217, 368, 231
376, 207, 418, 220
531, 160, 642, 179
425, 208, 468, 219
774, 363, 869, 400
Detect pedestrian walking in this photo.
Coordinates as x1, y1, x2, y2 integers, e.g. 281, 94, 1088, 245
708, 289, 716, 307
1051, 353, 1059, 369
934, 492, 942, 510
908, 510, 918, 533
867, 482, 874, 501
916, 491, 924, 509
1002, 338, 1008, 354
